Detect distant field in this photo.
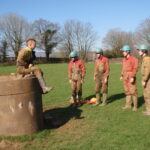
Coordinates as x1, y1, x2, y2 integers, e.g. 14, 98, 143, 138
0, 63, 150, 150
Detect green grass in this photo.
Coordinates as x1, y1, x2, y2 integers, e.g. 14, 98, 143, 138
0, 63, 150, 150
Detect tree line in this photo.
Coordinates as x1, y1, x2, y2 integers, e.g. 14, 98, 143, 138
0, 13, 150, 62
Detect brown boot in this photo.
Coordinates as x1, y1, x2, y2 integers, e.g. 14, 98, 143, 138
77, 95, 82, 107
132, 96, 138, 112
72, 95, 78, 107
38, 76, 53, 94
122, 95, 132, 110
143, 100, 150, 115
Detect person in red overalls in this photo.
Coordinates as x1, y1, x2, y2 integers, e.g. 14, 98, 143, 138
68, 51, 86, 107
93, 48, 109, 106
120, 45, 138, 111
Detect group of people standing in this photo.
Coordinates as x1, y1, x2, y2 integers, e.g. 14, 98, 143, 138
16, 38, 150, 115
68, 48, 109, 107
68, 45, 150, 115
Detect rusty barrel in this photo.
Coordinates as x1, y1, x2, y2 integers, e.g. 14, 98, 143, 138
0, 74, 43, 136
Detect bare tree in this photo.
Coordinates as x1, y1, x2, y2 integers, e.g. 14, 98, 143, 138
102, 28, 134, 57
134, 17, 150, 45
59, 43, 72, 58
32, 19, 60, 61
60, 20, 97, 60
134, 17, 150, 55
0, 13, 31, 58
59, 21, 74, 57
0, 38, 8, 62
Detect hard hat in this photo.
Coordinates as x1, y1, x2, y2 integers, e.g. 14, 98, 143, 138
96, 48, 103, 54
90, 97, 97, 102
121, 45, 131, 51
138, 45, 148, 51
69, 51, 78, 57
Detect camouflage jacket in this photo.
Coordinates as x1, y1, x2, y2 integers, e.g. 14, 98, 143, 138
16, 47, 36, 68
141, 56, 150, 82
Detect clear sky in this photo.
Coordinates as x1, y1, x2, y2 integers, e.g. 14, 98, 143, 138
0, 0, 150, 47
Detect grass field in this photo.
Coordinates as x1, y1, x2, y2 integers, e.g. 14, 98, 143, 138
0, 63, 150, 150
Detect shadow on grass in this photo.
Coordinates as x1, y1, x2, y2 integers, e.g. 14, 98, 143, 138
84, 93, 125, 104
108, 93, 125, 103
43, 104, 83, 129
108, 94, 145, 108
138, 96, 144, 108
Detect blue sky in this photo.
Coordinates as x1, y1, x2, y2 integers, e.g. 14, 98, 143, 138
0, 0, 150, 47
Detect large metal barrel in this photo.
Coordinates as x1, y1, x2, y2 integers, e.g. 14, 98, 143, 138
0, 74, 43, 136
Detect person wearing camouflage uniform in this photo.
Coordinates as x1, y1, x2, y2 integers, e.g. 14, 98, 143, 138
120, 45, 138, 111
68, 51, 86, 106
137, 45, 150, 115
93, 48, 109, 106
16, 38, 53, 94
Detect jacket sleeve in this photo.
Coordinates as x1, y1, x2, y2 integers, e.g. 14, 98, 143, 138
142, 57, 150, 82
68, 62, 72, 79
104, 58, 109, 78
80, 60, 86, 78
94, 61, 97, 78
16, 50, 26, 66
129, 58, 138, 78
121, 59, 124, 77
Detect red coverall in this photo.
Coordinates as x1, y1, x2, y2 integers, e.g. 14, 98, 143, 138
121, 56, 138, 96
121, 55, 138, 111
68, 59, 86, 102
94, 56, 109, 94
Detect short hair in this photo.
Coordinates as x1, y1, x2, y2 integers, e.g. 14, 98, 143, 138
26, 38, 36, 44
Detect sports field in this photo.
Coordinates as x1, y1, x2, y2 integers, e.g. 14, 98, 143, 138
0, 63, 150, 150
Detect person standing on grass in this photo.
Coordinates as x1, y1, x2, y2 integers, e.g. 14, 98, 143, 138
120, 45, 138, 111
16, 38, 53, 94
93, 48, 109, 106
137, 45, 150, 115
68, 51, 86, 107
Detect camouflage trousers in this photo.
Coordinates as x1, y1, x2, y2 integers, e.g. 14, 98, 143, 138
70, 79, 82, 100
17, 66, 42, 78
144, 79, 150, 112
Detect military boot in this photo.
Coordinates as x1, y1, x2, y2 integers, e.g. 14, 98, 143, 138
99, 93, 107, 106
93, 93, 101, 106
143, 100, 150, 115
72, 95, 78, 107
132, 96, 138, 112
77, 95, 82, 107
122, 95, 132, 110
38, 76, 53, 94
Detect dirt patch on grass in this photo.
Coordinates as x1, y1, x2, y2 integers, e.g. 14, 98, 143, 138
0, 140, 23, 150
53, 118, 90, 142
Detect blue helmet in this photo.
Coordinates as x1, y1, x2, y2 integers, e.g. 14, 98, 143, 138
69, 51, 78, 57
138, 45, 148, 51
96, 48, 103, 54
121, 45, 131, 51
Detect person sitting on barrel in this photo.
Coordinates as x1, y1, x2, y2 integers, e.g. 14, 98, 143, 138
16, 38, 53, 94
